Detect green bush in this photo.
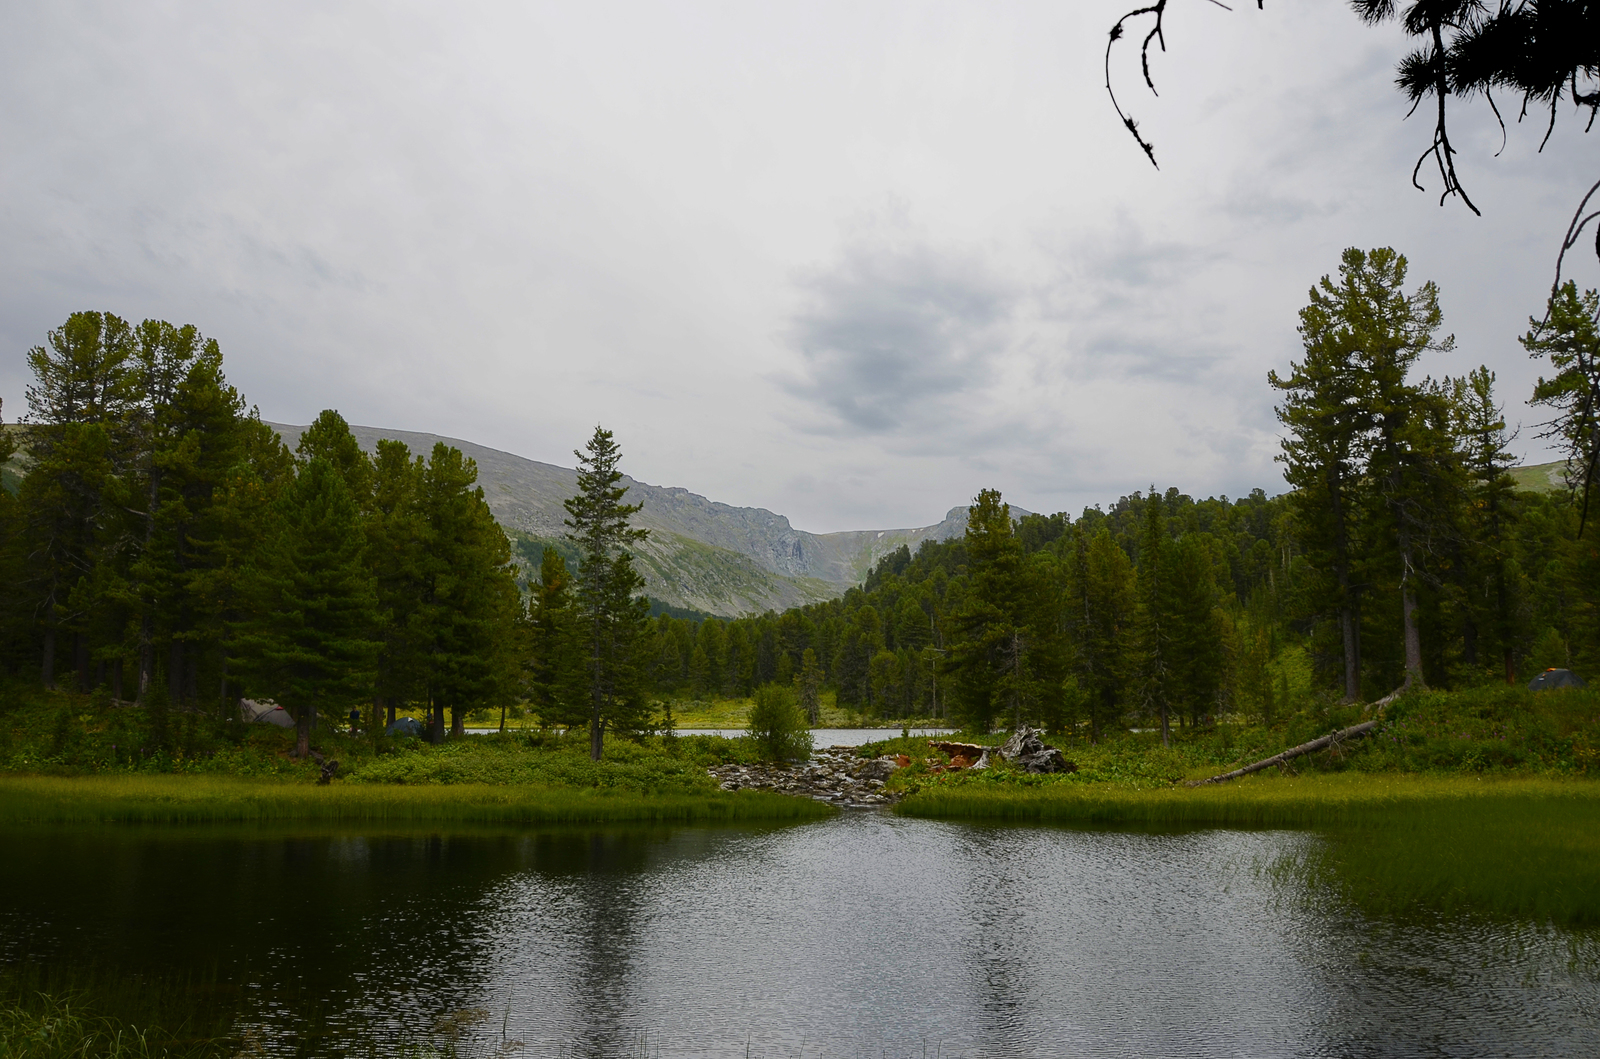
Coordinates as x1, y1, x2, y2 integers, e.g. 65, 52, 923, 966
747, 683, 812, 762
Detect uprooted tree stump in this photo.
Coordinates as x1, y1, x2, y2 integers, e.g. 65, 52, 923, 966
928, 727, 1076, 774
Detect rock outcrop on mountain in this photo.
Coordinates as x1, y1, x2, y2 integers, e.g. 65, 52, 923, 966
267, 422, 983, 616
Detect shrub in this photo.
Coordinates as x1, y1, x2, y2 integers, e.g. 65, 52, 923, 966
747, 683, 812, 762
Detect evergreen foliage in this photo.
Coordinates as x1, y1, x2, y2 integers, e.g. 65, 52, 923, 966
564, 427, 650, 760
232, 458, 381, 757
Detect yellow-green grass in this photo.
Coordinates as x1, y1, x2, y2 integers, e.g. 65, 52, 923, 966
895, 771, 1598, 827
0, 775, 832, 827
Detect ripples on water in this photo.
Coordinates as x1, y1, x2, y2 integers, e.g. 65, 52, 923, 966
3, 815, 1597, 1058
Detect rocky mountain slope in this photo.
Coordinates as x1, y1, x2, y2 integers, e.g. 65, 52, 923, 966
268, 422, 981, 616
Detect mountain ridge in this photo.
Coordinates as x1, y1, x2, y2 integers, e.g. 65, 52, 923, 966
267, 422, 986, 616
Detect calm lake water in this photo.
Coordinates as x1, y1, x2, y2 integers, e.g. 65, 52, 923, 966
4, 814, 1598, 1058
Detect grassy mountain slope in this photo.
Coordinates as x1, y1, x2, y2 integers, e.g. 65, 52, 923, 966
1511, 460, 1567, 493
269, 422, 957, 615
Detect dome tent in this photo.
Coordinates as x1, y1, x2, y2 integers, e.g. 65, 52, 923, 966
1527, 668, 1586, 691
386, 716, 425, 738
240, 698, 295, 727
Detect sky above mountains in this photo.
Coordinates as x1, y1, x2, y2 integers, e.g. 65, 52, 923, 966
2, 2, 1594, 533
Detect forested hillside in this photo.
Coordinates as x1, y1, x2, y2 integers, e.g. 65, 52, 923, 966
607, 252, 1600, 736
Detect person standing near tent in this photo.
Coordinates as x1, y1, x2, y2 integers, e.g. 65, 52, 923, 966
348, 706, 361, 734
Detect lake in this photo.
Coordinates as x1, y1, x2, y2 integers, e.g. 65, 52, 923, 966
4, 813, 1597, 1058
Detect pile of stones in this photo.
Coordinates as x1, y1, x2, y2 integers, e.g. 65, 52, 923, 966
708, 746, 902, 808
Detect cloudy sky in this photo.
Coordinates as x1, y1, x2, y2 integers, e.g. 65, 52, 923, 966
2, 2, 1594, 533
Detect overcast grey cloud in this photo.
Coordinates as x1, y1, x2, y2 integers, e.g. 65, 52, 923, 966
784, 232, 1017, 434
1, 1, 1595, 532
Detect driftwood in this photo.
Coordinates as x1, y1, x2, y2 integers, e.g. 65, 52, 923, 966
1185, 719, 1381, 787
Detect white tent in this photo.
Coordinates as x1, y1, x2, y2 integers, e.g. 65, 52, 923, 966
240, 698, 295, 727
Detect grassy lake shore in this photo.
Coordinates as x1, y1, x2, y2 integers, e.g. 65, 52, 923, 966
0, 774, 828, 826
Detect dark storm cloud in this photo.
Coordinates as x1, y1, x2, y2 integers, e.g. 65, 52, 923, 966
784, 239, 1018, 434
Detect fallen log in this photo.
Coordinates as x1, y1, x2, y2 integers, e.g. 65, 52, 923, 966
1185, 718, 1382, 787
929, 740, 995, 759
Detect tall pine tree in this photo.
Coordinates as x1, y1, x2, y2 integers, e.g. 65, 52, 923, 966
564, 427, 650, 760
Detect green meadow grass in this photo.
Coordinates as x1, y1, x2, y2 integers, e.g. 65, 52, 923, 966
895, 770, 1595, 825
0, 774, 832, 827
1304, 793, 1600, 925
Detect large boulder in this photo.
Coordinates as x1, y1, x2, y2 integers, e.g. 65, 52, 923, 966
856, 755, 902, 781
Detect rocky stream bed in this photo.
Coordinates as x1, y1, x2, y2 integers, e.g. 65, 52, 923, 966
708, 747, 904, 809
706, 728, 1073, 809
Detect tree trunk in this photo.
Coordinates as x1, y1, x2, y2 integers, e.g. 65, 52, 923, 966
450, 704, 464, 737
138, 612, 153, 701
138, 467, 160, 698
1160, 701, 1170, 749
1399, 527, 1424, 688
1328, 467, 1362, 703
387, 699, 396, 727
41, 624, 55, 690
430, 695, 445, 744
75, 633, 90, 692
295, 708, 311, 758
169, 639, 185, 707
218, 653, 229, 718
41, 592, 56, 690
111, 659, 123, 700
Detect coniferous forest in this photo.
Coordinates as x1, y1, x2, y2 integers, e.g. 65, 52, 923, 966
2, 248, 1599, 748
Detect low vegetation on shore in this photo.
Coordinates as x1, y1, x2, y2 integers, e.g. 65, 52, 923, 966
0, 679, 840, 825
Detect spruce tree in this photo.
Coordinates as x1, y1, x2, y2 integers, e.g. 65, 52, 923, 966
528, 547, 585, 728
1132, 490, 1175, 746
1074, 525, 1135, 742
947, 489, 1058, 733
1271, 259, 1373, 701
366, 438, 427, 729
563, 426, 650, 760
296, 409, 374, 508
1166, 535, 1227, 728
795, 647, 823, 725
1525, 283, 1600, 670
21, 312, 140, 690
126, 326, 252, 707
1456, 367, 1524, 683
416, 443, 520, 740
234, 458, 381, 758
1351, 249, 1454, 689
